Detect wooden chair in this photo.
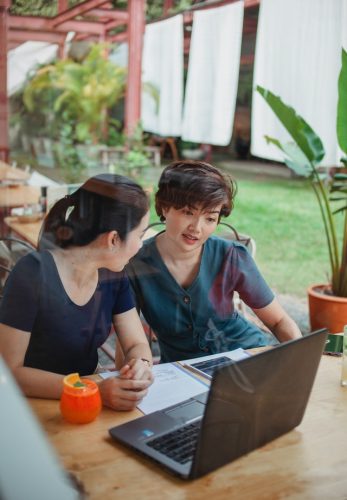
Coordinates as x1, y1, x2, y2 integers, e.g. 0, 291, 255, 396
148, 135, 179, 162
0, 237, 35, 298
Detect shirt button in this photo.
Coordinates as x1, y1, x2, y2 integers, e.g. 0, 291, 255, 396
203, 347, 209, 352
187, 324, 193, 331
183, 296, 190, 304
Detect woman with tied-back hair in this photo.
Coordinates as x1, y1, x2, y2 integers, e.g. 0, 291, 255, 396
127, 161, 301, 363
0, 174, 153, 411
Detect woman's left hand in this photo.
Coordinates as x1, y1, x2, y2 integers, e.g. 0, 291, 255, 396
120, 358, 154, 384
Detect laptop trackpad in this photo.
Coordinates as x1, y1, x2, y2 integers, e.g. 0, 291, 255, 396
164, 400, 204, 421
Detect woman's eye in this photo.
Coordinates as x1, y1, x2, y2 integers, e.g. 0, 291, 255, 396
207, 217, 216, 223
183, 209, 193, 216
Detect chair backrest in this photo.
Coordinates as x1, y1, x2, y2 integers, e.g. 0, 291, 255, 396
0, 237, 35, 298
218, 222, 256, 258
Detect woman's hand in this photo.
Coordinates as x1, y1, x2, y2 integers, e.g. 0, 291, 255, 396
119, 358, 154, 383
98, 376, 152, 411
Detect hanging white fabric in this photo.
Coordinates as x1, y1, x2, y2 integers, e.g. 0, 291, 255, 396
251, 0, 347, 166
141, 15, 184, 137
8, 42, 58, 96
181, 1, 244, 146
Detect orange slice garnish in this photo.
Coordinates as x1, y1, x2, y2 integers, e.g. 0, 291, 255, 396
63, 373, 86, 388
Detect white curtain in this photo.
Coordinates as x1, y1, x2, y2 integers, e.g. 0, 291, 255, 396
141, 15, 183, 137
8, 42, 58, 96
181, 1, 244, 146
251, 0, 347, 166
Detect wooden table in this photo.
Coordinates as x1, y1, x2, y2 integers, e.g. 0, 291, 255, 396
0, 186, 40, 236
0, 161, 30, 183
0, 185, 40, 209
4, 216, 43, 247
29, 355, 347, 499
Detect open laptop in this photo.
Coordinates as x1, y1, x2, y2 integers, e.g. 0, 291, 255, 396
109, 329, 328, 480
0, 356, 80, 500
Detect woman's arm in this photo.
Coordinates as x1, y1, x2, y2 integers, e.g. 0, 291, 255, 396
0, 321, 151, 411
0, 323, 65, 398
252, 298, 302, 342
98, 308, 154, 411
113, 308, 153, 380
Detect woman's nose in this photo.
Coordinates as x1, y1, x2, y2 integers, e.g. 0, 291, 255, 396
188, 217, 202, 232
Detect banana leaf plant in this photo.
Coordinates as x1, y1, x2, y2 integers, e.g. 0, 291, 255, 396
256, 48, 347, 297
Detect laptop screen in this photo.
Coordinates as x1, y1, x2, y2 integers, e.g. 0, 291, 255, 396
0, 356, 79, 500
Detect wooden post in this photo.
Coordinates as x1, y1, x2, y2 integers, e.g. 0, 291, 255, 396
0, 0, 10, 163
124, 0, 145, 137
163, 0, 174, 15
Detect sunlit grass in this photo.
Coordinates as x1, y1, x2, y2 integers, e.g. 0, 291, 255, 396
222, 177, 333, 297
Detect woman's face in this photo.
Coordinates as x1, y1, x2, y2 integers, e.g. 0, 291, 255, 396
162, 204, 222, 253
112, 212, 150, 271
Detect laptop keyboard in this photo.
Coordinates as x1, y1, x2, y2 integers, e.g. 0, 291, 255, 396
190, 356, 234, 377
146, 420, 201, 464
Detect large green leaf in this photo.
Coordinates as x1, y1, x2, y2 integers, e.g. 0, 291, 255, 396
264, 136, 312, 177
337, 48, 347, 155
257, 85, 325, 165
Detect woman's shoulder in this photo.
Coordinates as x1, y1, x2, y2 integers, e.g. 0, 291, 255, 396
207, 235, 248, 253
12, 250, 42, 271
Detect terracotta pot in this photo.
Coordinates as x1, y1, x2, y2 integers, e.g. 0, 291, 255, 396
307, 284, 347, 334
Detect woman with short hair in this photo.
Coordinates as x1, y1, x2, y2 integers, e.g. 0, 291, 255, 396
127, 161, 301, 363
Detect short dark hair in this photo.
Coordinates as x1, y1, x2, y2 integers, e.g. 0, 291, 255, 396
155, 160, 236, 221
39, 174, 149, 249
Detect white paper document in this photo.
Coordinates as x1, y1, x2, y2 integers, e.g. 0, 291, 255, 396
138, 363, 208, 415
98, 363, 208, 415
98, 350, 248, 415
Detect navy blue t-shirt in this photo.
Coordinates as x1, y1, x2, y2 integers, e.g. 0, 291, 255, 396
0, 251, 134, 375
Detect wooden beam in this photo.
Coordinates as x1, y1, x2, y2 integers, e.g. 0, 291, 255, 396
124, 0, 145, 136
57, 19, 104, 34
104, 18, 127, 32
8, 41, 21, 50
50, 0, 109, 27
88, 9, 129, 22
9, 16, 104, 35
108, 31, 127, 44
57, 0, 69, 13
163, 0, 174, 15
9, 15, 50, 31
0, 0, 10, 162
9, 29, 66, 44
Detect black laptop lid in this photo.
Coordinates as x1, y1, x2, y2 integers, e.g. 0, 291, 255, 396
190, 329, 328, 478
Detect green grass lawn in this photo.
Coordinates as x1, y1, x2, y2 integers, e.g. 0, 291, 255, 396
148, 174, 334, 299
221, 177, 331, 298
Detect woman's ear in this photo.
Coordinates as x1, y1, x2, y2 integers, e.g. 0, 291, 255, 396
107, 230, 119, 251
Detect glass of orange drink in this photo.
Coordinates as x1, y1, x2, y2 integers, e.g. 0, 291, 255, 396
60, 373, 102, 424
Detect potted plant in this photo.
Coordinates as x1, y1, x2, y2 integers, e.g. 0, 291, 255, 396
256, 48, 347, 333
